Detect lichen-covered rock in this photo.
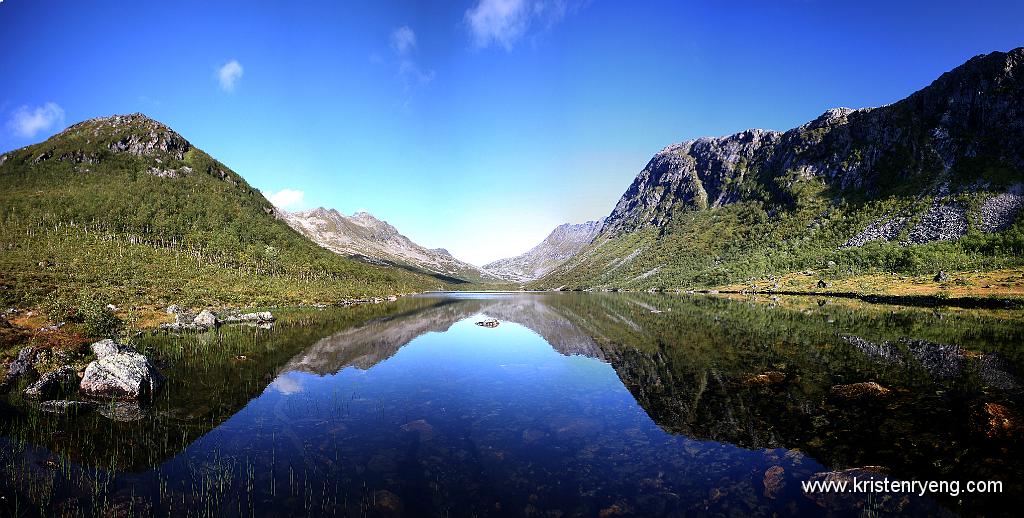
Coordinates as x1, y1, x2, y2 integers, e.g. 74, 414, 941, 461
24, 366, 78, 400
90, 338, 122, 359
80, 349, 164, 400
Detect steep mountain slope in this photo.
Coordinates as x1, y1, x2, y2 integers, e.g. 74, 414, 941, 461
0, 114, 443, 306
282, 207, 498, 283
484, 220, 604, 282
538, 48, 1024, 290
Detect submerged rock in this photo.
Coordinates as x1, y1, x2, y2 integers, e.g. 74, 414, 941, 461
976, 402, 1022, 440
743, 371, 786, 387
39, 400, 96, 414
24, 366, 78, 400
80, 343, 164, 400
829, 381, 891, 400
97, 400, 147, 422
763, 465, 785, 499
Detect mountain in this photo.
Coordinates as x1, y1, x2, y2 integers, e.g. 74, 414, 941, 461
0, 113, 443, 307
537, 48, 1024, 290
281, 208, 499, 284
484, 220, 604, 282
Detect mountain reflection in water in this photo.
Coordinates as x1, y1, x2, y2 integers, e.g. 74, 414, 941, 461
2, 292, 1022, 517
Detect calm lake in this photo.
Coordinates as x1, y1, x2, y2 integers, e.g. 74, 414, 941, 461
2, 292, 1022, 516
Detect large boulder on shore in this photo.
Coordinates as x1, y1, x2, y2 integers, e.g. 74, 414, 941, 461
0, 346, 38, 392
193, 309, 219, 328
24, 366, 78, 400
80, 341, 164, 400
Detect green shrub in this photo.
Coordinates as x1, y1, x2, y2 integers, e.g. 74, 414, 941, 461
75, 293, 122, 338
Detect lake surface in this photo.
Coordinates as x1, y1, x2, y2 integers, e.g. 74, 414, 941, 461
2, 292, 1023, 516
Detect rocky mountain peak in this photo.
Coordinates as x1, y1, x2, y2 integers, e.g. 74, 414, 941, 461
59, 112, 193, 161
600, 47, 1024, 238
484, 219, 605, 282
282, 208, 498, 283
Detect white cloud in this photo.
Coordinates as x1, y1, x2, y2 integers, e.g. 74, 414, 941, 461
465, 0, 577, 50
267, 188, 305, 210
390, 25, 417, 55
388, 26, 435, 92
217, 60, 244, 92
8, 102, 65, 138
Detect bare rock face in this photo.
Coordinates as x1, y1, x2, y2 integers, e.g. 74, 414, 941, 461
24, 366, 78, 400
80, 343, 164, 400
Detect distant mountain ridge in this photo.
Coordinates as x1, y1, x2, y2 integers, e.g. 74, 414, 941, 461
537, 47, 1024, 290
484, 219, 604, 282
282, 207, 498, 284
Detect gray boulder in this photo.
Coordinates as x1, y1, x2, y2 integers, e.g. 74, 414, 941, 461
1, 346, 38, 392
24, 366, 78, 400
193, 309, 219, 328
80, 345, 165, 400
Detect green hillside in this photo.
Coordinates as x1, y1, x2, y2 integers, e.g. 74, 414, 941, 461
0, 114, 444, 308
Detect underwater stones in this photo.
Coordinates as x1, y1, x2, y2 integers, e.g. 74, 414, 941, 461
828, 381, 891, 400
803, 466, 888, 508
976, 402, 1022, 440
79, 344, 164, 400
373, 490, 403, 516
400, 419, 435, 440
743, 371, 786, 387
762, 465, 785, 499
97, 400, 147, 422
475, 318, 500, 328
24, 366, 78, 400
39, 400, 95, 414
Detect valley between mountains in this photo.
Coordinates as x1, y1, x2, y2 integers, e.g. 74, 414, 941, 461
1, 47, 1023, 320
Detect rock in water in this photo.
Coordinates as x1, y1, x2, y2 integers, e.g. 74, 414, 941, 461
222, 311, 275, 324
475, 319, 500, 328
40, 400, 96, 414
829, 381, 891, 400
24, 366, 78, 400
80, 347, 165, 400
193, 309, 219, 328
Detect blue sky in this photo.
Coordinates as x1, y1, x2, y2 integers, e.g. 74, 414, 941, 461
2, 1, 1022, 265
